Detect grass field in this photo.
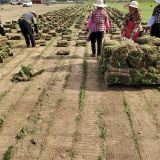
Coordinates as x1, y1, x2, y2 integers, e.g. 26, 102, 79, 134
105, 2, 158, 22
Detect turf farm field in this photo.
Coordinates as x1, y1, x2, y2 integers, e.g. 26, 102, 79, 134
1, 2, 160, 160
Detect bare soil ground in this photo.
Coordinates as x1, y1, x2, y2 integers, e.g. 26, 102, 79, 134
0, 3, 160, 160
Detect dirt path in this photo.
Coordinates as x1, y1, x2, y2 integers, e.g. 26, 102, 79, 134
0, 3, 160, 160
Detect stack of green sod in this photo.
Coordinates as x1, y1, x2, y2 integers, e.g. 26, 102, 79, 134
105, 41, 131, 84
110, 41, 129, 68
100, 40, 119, 74
127, 42, 145, 68
135, 35, 160, 46
106, 65, 131, 85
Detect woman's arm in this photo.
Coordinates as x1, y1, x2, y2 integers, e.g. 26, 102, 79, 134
105, 19, 110, 31
147, 16, 155, 27
104, 11, 110, 30
33, 17, 38, 33
87, 18, 92, 29
121, 13, 129, 37
130, 12, 142, 39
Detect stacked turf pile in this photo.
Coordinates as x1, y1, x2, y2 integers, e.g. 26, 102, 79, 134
0, 38, 13, 63
104, 41, 131, 85
101, 37, 160, 85
100, 39, 119, 74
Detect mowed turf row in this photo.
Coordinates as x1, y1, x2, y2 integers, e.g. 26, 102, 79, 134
0, 2, 160, 160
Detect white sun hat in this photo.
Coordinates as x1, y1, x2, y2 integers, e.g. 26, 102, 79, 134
155, 0, 160, 4
93, 0, 107, 8
129, 1, 138, 9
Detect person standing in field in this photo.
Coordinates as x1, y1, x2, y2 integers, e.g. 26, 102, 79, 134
121, 1, 142, 42
87, 0, 110, 57
18, 11, 39, 47
0, 16, 5, 36
147, 0, 160, 38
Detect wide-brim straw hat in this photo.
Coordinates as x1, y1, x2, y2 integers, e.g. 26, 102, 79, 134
124, 1, 141, 11
93, 0, 107, 8
30, 11, 37, 18
155, 0, 160, 4
129, 1, 138, 9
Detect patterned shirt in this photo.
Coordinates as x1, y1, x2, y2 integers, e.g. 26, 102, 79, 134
90, 8, 108, 32
152, 4, 160, 24
121, 11, 142, 39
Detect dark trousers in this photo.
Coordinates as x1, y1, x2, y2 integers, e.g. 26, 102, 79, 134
18, 19, 36, 47
0, 26, 5, 36
91, 31, 104, 56
151, 23, 160, 38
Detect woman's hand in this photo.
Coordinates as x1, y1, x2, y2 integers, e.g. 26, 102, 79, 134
121, 37, 127, 41
145, 26, 150, 32
128, 39, 134, 42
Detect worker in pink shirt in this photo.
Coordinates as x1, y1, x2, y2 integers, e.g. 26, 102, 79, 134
87, 0, 110, 57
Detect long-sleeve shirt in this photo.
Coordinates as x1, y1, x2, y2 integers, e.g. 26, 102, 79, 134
121, 11, 142, 39
90, 8, 108, 32
20, 13, 37, 24
20, 12, 38, 33
152, 4, 160, 24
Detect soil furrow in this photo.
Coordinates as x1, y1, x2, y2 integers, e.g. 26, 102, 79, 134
122, 87, 160, 160
0, 41, 54, 97
39, 45, 86, 160
73, 43, 104, 159
0, 38, 60, 120
141, 87, 160, 129
12, 67, 69, 160
10, 25, 85, 159
102, 86, 140, 159
0, 35, 59, 82
0, 37, 68, 159
0, 47, 41, 80
99, 34, 140, 159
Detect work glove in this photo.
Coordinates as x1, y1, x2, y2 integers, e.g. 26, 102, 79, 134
128, 38, 134, 42
121, 37, 127, 41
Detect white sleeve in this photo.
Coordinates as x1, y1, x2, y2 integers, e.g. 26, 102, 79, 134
147, 16, 155, 27
33, 17, 37, 24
